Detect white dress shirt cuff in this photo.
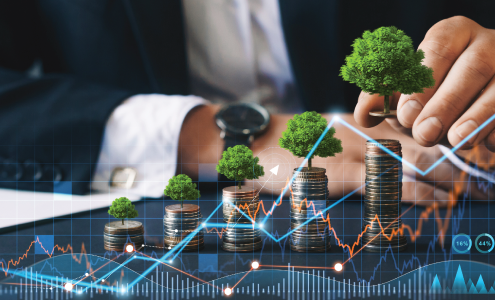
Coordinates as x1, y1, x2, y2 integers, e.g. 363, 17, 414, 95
91, 94, 208, 198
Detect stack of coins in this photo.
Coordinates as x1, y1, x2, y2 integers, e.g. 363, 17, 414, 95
290, 167, 331, 252
163, 204, 204, 251
363, 139, 407, 252
104, 220, 144, 252
222, 186, 262, 252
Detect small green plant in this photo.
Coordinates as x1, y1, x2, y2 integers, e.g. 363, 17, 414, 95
216, 145, 264, 189
340, 26, 435, 114
279, 111, 342, 170
108, 197, 139, 225
164, 174, 201, 208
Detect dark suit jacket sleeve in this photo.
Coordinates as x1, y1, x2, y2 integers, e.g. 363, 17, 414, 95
0, 4, 135, 195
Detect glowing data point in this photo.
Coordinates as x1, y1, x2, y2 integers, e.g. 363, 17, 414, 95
125, 244, 134, 253
334, 263, 343, 272
251, 261, 260, 270
224, 288, 232, 296
169, 260, 173, 263
101, 279, 105, 282
175, 229, 178, 233
202, 223, 206, 227
168, 246, 171, 250
85, 273, 89, 276
64, 283, 73, 291
258, 223, 263, 228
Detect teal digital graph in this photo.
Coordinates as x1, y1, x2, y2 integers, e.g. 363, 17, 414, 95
429, 261, 495, 295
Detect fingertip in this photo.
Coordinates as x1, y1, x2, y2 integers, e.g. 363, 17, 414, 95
447, 127, 475, 150
397, 96, 424, 129
354, 92, 385, 128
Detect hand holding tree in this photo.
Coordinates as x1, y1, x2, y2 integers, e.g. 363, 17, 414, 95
108, 197, 139, 225
340, 26, 435, 114
216, 145, 264, 189
279, 111, 342, 170
164, 174, 201, 208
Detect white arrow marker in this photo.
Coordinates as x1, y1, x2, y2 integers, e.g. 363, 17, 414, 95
270, 165, 279, 176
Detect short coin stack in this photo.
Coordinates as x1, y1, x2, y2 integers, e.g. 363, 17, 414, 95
163, 204, 204, 252
363, 139, 407, 252
222, 186, 262, 252
290, 167, 331, 252
104, 220, 144, 252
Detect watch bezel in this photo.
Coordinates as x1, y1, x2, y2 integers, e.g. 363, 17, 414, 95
215, 103, 270, 136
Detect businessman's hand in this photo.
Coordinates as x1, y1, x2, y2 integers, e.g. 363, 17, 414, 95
354, 16, 495, 152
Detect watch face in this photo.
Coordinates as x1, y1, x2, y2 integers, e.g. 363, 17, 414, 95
216, 103, 270, 135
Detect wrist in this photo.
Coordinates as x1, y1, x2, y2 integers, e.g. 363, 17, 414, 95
177, 105, 223, 180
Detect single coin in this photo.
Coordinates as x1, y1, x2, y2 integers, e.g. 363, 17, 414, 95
368, 110, 398, 118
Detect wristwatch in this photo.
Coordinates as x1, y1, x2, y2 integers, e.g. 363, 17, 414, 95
215, 103, 270, 151
215, 103, 270, 184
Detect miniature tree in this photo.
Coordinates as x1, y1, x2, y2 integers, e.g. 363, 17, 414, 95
216, 145, 265, 189
340, 26, 435, 114
108, 197, 139, 225
164, 174, 201, 208
279, 111, 342, 170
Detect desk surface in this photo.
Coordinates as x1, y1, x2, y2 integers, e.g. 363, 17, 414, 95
0, 191, 493, 285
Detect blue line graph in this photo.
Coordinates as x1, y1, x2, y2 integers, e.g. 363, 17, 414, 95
11, 113, 495, 293
122, 113, 495, 292
127, 201, 224, 290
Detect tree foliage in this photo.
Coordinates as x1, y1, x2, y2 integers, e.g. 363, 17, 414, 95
279, 111, 342, 169
216, 145, 264, 189
340, 26, 435, 112
164, 174, 201, 208
108, 197, 139, 225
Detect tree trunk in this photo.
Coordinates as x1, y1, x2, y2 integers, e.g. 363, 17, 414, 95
122, 219, 124, 225
238, 181, 242, 189
384, 95, 390, 114
308, 157, 312, 170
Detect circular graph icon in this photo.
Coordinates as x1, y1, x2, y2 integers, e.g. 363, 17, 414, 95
452, 234, 472, 254
475, 233, 494, 254
254, 147, 297, 192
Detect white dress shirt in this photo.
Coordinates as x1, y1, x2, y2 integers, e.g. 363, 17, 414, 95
91, 0, 300, 198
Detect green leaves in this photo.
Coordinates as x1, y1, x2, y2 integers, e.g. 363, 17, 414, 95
164, 174, 201, 206
108, 197, 138, 222
216, 145, 265, 185
340, 26, 435, 97
278, 111, 343, 164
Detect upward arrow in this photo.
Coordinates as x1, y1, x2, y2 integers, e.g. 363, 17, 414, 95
270, 165, 279, 176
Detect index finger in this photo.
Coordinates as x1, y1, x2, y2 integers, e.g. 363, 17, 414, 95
396, 16, 473, 129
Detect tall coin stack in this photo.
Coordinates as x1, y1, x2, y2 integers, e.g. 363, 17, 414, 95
363, 139, 407, 252
163, 204, 204, 251
104, 220, 144, 252
290, 167, 331, 252
222, 186, 262, 252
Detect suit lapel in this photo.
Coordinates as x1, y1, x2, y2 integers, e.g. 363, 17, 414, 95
123, 0, 189, 95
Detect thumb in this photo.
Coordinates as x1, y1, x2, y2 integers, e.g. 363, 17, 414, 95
354, 91, 401, 128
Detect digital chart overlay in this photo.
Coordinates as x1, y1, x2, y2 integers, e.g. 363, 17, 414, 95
0, 115, 494, 299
